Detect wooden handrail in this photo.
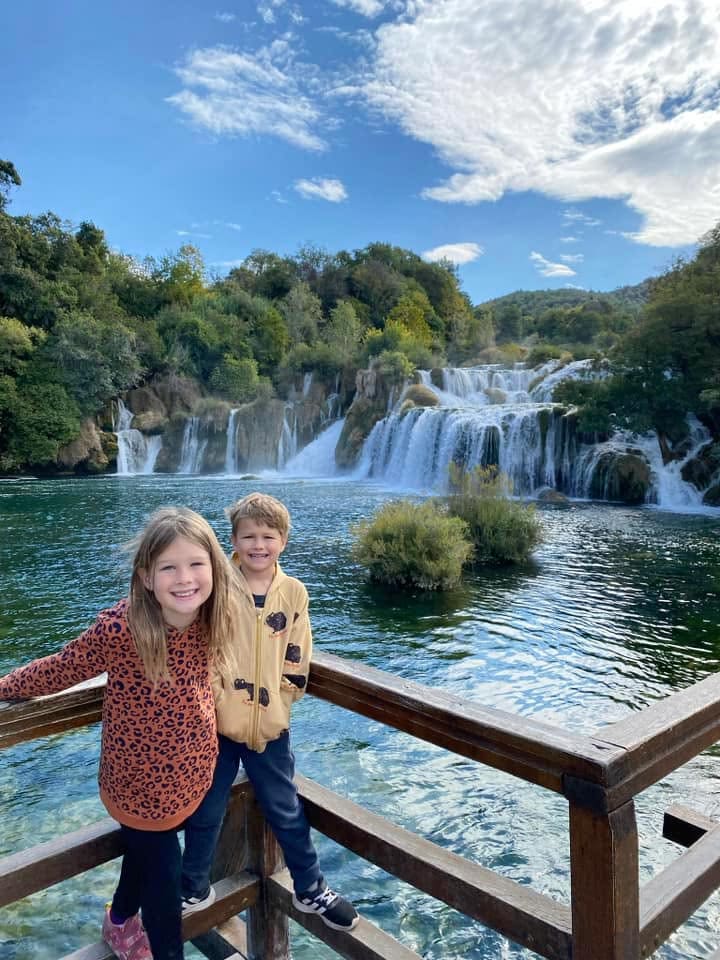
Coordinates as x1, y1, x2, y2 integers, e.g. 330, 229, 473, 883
3, 652, 720, 959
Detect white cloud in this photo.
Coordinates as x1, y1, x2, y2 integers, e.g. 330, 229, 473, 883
530, 251, 576, 277
560, 253, 584, 263
563, 209, 601, 227
363, 0, 720, 246
270, 189, 289, 203
212, 259, 246, 268
422, 242, 483, 264
221, 221, 243, 231
294, 177, 348, 201
214, 12, 236, 22
176, 229, 191, 236
331, 0, 387, 17
167, 42, 327, 151
560, 236, 580, 244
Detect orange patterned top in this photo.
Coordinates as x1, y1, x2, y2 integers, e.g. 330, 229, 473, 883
0, 600, 218, 830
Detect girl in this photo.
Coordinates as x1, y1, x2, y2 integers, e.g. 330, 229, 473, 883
0, 507, 241, 960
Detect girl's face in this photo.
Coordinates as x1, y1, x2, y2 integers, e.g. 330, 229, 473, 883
143, 536, 213, 631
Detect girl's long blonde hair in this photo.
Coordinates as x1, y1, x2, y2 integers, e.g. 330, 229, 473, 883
127, 507, 240, 683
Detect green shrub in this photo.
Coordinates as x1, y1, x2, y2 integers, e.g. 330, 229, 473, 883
351, 499, 472, 590
446, 465, 543, 564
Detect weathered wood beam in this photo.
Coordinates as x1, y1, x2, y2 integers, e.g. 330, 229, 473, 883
640, 823, 720, 956
309, 651, 619, 793
0, 679, 105, 749
569, 799, 639, 960
297, 775, 571, 960
268, 869, 422, 960
599, 673, 720, 804
0, 817, 121, 907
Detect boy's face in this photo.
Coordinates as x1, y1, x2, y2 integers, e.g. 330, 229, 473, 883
231, 518, 287, 579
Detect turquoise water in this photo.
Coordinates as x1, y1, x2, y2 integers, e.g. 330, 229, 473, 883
1, 476, 720, 959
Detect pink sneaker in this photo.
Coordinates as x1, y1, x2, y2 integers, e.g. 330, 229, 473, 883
102, 905, 153, 960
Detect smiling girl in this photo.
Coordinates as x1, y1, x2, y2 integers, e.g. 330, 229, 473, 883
0, 507, 241, 960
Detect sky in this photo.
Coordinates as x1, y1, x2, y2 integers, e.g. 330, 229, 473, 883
1, 0, 719, 305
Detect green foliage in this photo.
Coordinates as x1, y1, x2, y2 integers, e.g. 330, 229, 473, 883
279, 282, 323, 343
375, 350, 414, 384
324, 300, 363, 364
0, 316, 45, 374
47, 311, 141, 414
0, 372, 80, 470
526, 342, 564, 366
209, 356, 261, 404
351, 499, 472, 590
446, 465, 543, 565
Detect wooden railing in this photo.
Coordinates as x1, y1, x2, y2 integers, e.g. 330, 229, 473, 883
2, 651, 720, 959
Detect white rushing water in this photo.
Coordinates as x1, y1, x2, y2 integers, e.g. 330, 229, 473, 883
283, 419, 345, 477
113, 399, 162, 475
353, 361, 711, 509
177, 417, 207, 474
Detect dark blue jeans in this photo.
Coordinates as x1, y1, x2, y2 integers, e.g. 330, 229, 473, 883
112, 824, 184, 960
182, 732, 321, 897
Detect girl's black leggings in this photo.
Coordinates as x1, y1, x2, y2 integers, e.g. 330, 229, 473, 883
112, 823, 184, 960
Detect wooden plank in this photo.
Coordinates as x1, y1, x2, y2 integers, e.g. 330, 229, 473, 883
243, 789, 290, 959
268, 869, 421, 960
0, 817, 122, 907
640, 824, 720, 956
309, 651, 620, 793
0, 680, 105, 749
59, 873, 258, 960
663, 804, 717, 848
192, 915, 248, 959
599, 673, 720, 805
569, 799, 639, 960
297, 775, 571, 960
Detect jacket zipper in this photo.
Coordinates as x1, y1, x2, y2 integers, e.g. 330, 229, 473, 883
250, 609, 263, 749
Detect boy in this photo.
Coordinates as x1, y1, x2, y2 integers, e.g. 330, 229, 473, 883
181, 492, 359, 931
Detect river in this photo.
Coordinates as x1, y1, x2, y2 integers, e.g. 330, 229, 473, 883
1, 475, 719, 959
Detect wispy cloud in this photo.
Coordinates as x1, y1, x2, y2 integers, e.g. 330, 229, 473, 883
560, 236, 580, 244
563, 209, 601, 228
212, 259, 246, 269
423, 242, 483, 264
294, 177, 348, 201
363, 0, 720, 246
530, 251, 576, 277
330, 0, 387, 16
560, 253, 584, 263
167, 42, 327, 151
176, 228, 212, 239
214, 12, 236, 22
270, 189, 289, 204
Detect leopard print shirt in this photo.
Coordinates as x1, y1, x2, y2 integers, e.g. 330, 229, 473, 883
0, 600, 218, 830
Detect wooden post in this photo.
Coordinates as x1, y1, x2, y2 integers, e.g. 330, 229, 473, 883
569, 798, 639, 960
241, 783, 290, 960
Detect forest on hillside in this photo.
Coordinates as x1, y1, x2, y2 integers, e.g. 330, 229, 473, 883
1, 158, 718, 474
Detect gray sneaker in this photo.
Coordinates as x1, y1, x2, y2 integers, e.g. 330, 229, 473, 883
292, 881, 359, 931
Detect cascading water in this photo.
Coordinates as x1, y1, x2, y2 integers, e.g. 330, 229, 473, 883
177, 417, 208, 474
224, 409, 240, 474
277, 404, 299, 468
284, 419, 345, 477
113, 399, 162, 475
353, 362, 709, 508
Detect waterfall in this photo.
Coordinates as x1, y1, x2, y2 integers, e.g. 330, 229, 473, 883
283, 420, 345, 477
113, 399, 162, 475
302, 372, 313, 397
224, 409, 240, 474
352, 362, 711, 507
277, 404, 298, 468
178, 417, 208, 475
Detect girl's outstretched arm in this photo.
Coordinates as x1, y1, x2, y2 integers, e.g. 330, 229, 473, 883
0, 616, 109, 701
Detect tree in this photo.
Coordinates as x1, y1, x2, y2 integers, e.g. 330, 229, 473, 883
0, 160, 21, 210
325, 300, 362, 363
209, 356, 261, 403
279, 282, 323, 343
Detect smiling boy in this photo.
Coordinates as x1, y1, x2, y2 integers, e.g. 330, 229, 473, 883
181, 492, 359, 931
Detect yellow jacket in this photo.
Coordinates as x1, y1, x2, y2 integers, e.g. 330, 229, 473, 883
215, 558, 312, 752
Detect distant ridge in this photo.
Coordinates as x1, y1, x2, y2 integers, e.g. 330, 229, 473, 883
478, 278, 651, 314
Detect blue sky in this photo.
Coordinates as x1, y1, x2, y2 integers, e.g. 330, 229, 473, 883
2, 0, 719, 304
